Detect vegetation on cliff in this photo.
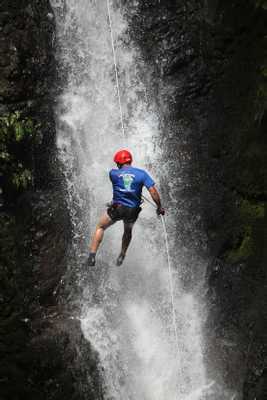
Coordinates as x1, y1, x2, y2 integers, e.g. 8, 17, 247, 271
0, 111, 40, 206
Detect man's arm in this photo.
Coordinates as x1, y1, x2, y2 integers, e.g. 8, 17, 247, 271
148, 186, 165, 215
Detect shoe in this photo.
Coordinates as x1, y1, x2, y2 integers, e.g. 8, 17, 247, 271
87, 253, 96, 267
116, 253, 125, 266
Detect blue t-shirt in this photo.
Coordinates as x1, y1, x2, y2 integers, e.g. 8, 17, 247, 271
109, 166, 155, 208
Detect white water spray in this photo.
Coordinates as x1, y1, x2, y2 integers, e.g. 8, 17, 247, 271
106, 0, 180, 363
50, 0, 232, 399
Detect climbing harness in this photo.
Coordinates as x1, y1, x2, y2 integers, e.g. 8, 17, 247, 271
106, 0, 180, 357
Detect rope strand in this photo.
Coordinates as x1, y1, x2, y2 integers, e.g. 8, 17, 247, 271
141, 194, 180, 359
106, 0, 126, 140
160, 215, 180, 355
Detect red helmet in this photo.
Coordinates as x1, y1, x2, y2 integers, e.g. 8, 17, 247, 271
113, 149, 133, 165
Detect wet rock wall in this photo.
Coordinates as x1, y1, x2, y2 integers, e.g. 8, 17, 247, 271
126, 0, 266, 398
0, 1, 102, 399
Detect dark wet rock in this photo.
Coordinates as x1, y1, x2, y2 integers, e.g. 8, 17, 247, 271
126, 0, 266, 398
0, 1, 103, 399
0, 188, 104, 399
0, 0, 55, 105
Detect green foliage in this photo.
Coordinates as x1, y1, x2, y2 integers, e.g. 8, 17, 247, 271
255, 0, 267, 9
0, 111, 40, 204
226, 226, 254, 263
12, 169, 32, 189
261, 67, 267, 78
225, 199, 265, 263
0, 111, 38, 142
240, 199, 265, 219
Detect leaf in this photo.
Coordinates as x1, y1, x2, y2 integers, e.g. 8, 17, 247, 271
15, 122, 24, 141
0, 151, 10, 160
11, 169, 32, 189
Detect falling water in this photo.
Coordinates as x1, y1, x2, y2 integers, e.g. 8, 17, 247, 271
51, 1, 235, 399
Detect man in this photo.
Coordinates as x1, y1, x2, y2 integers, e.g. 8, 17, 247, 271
87, 149, 165, 267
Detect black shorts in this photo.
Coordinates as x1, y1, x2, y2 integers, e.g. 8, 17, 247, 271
107, 204, 142, 224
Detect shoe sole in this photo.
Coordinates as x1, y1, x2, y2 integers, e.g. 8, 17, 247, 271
116, 256, 125, 266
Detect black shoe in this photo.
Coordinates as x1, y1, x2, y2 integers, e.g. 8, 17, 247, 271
87, 253, 96, 267
116, 253, 125, 266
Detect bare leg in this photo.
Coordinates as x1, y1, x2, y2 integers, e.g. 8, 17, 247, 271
116, 222, 134, 266
121, 222, 134, 256
90, 212, 114, 254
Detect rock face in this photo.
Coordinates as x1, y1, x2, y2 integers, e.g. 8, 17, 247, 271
126, 0, 266, 398
0, 2, 102, 399
0, 0, 54, 104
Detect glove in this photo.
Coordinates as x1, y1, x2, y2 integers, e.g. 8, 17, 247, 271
156, 207, 165, 216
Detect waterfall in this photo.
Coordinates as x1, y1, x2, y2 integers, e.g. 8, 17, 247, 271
51, 1, 235, 399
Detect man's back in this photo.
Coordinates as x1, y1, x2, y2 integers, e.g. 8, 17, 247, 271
109, 165, 155, 208
87, 150, 164, 267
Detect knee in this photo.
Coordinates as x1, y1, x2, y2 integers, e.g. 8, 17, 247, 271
96, 224, 105, 231
96, 220, 109, 231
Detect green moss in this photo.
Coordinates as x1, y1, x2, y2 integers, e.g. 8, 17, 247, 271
226, 227, 254, 263
257, 83, 267, 99
261, 67, 267, 78
12, 169, 32, 190
240, 200, 265, 219
225, 199, 265, 263
255, 0, 267, 10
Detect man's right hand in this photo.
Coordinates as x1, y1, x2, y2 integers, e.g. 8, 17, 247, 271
148, 186, 165, 216
156, 207, 165, 216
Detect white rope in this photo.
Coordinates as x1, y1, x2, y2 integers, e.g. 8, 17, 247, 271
160, 215, 180, 354
141, 196, 180, 353
106, 0, 126, 139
